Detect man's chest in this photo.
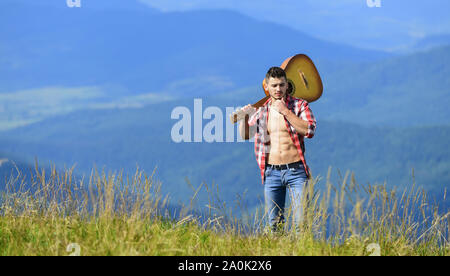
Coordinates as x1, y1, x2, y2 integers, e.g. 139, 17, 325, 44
267, 107, 289, 135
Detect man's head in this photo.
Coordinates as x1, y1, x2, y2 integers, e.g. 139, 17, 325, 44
264, 67, 288, 100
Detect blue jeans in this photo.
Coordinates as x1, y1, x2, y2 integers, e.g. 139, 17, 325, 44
264, 162, 308, 231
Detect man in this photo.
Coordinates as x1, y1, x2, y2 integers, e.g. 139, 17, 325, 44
238, 66, 316, 232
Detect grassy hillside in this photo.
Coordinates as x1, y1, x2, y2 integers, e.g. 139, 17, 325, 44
0, 164, 448, 256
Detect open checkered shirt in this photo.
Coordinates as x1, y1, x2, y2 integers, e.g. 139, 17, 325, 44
248, 95, 316, 184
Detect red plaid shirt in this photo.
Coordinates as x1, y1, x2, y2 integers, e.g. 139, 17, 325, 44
248, 95, 316, 184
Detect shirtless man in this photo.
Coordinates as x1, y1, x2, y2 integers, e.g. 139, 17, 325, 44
238, 67, 316, 231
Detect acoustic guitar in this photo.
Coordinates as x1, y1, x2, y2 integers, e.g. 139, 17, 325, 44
230, 54, 323, 123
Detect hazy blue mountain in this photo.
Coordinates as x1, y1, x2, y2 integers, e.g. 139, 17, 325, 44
0, 0, 390, 95
138, 0, 450, 53
314, 45, 450, 126
412, 34, 450, 52
2, 36, 450, 132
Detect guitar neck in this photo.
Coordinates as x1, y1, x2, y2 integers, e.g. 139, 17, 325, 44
230, 95, 270, 124
252, 95, 270, 109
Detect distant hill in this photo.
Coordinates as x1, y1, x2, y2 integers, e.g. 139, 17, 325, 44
138, 0, 450, 53
411, 34, 450, 53
2, 44, 450, 132
315, 45, 450, 126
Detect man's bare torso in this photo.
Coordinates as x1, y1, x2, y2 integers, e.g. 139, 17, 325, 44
267, 104, 301, 165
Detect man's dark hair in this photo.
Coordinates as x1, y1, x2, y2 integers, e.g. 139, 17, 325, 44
265, 67, 287, 81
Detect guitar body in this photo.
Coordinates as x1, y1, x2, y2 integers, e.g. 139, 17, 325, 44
230, 54, 323, 123
263, 54, 323, 102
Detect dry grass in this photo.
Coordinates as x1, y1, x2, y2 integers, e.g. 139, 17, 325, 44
0, 162, 448, 256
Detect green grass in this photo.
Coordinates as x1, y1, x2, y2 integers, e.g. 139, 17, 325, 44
0, 163, 448, 256
0, 215, 392, 256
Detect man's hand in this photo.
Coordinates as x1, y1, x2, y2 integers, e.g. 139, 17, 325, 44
273, 98, 310, 137
240, 104, 257, 116
271, 98, 290, 116
235, 104, 256, 121
231, 104, 256, 124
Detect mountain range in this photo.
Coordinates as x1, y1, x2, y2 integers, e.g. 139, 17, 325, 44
139, 0, 450, 53
1, 1, 449, 211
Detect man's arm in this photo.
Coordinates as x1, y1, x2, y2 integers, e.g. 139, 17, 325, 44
239, 116, 251, 140
238, 104, 257, 140
283, 111, 310, 136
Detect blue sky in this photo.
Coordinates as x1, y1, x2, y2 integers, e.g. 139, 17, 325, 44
138, 0, 450, 52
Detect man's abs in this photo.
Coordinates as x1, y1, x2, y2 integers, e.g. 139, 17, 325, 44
267, 107, 301, 165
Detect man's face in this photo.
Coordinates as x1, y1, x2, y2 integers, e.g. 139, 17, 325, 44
265, 77, 288, 100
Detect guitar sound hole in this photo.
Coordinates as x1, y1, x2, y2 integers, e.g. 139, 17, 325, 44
287, 79, 295, 95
